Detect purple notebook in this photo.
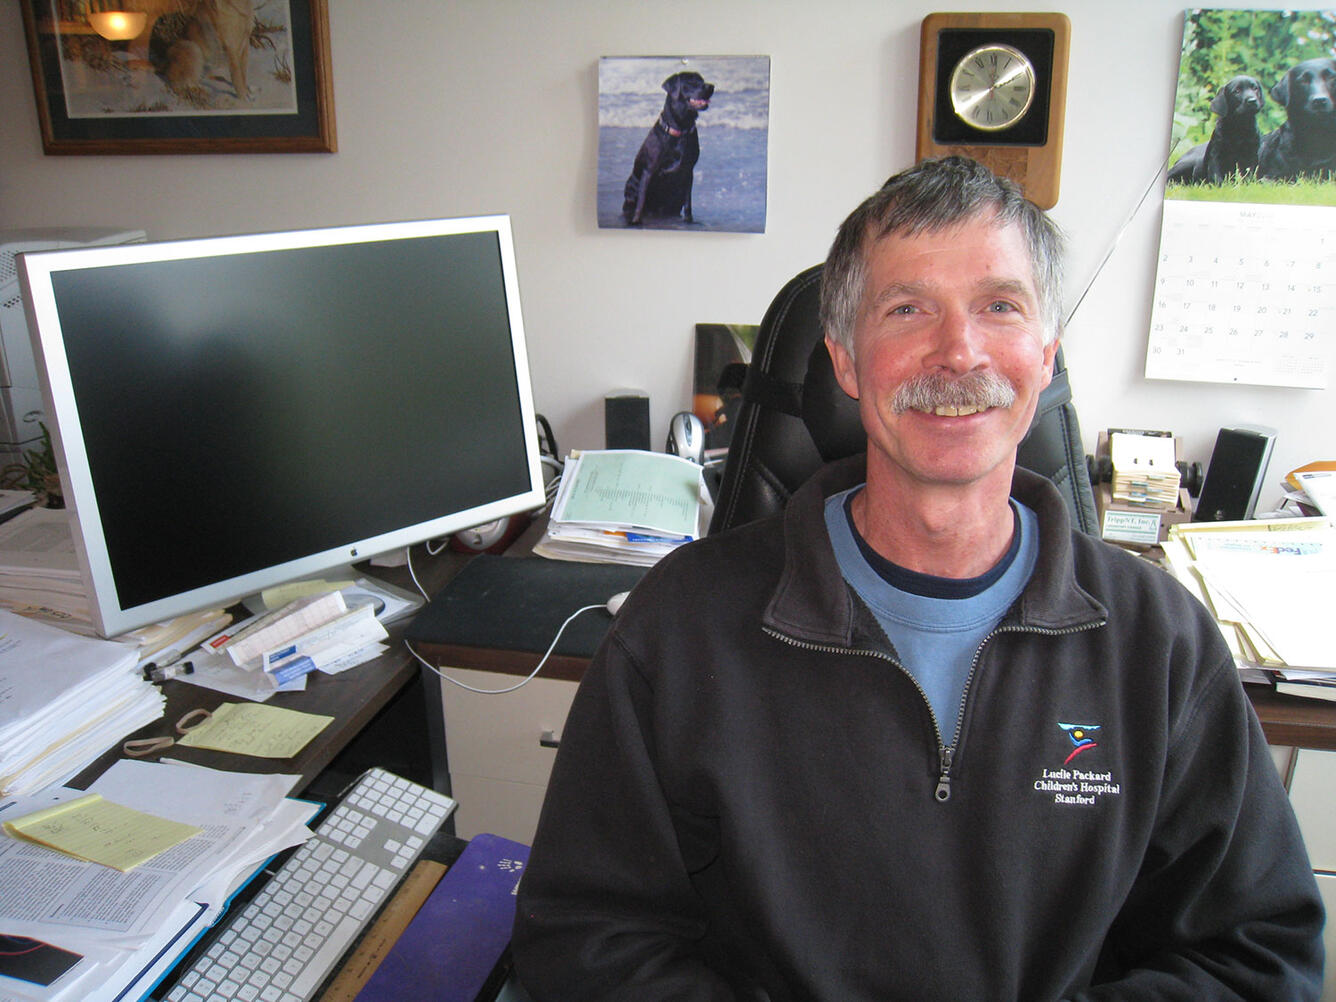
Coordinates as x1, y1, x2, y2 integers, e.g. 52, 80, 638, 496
354, 833, 530, 1002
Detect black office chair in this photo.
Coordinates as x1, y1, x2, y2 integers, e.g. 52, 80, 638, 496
708, 264, 1099, 535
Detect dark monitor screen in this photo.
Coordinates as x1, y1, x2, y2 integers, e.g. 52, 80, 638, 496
19, 216, 545, 636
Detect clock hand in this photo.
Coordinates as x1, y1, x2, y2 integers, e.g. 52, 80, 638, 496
992, 63, 1029, 89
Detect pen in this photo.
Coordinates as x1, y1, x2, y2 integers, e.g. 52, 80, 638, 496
142, 660, 196, 683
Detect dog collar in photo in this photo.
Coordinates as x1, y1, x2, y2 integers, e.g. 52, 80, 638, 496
657, 115, 696, 138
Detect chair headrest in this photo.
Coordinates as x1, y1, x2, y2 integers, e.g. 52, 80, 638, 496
802, 340, 865, 462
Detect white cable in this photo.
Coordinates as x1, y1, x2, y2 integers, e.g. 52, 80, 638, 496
405, 602, 606, 694
1063, 155, 1171, 330
405, 545, 430, 601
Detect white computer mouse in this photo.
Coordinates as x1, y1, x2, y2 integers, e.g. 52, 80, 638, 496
606, 591, 630, 615
665, 411, 705, 464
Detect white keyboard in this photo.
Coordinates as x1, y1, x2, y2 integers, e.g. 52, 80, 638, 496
165, 768, 457, 1002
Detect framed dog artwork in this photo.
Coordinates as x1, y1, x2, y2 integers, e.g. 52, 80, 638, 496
597, 55, 771, 233
19, 0, 335, 155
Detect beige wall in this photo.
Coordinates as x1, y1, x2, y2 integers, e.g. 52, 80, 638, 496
1, 1, 1327, 494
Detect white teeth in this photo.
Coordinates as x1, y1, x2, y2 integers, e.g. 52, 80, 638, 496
932, 404, 981, 417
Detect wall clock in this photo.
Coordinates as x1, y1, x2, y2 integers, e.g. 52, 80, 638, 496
916, 12, 1071, 208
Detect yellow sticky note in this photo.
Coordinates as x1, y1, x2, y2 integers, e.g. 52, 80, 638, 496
260, 579, 355, 609
176, 702, 333, 758
3, 793, 202, 872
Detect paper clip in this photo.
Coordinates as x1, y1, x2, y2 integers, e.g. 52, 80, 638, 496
123, 707, 212, 758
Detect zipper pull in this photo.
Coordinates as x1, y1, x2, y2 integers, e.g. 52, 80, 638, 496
935, 747, 954, 802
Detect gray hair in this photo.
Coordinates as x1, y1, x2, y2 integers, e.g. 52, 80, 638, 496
819, 157, 1066, 352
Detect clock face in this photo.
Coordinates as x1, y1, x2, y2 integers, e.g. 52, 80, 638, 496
916, 14, 1071, 208
949, 43, 1036, 132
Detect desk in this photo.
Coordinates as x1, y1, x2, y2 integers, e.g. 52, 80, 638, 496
72, 544, 473, 801
3, 547, 496, 1002
1247, 686, 1336, 751
69, 628, 433, 798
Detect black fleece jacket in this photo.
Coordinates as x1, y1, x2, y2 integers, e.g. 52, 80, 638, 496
513, 457, 1324, 1001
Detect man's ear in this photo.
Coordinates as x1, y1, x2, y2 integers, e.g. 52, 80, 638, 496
1040, 338, 1059, 390
824, 335, 860, 400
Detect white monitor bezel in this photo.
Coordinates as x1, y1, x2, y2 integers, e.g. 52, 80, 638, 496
18, 214, 546, 638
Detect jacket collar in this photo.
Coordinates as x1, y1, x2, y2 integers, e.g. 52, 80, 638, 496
763, 455, 1107, 648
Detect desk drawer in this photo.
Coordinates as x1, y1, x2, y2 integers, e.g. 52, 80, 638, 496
439, 667, 578, 786
1289, 748, 1336, 871
1317, 873, 1336, 1002
450, 773, 549, 844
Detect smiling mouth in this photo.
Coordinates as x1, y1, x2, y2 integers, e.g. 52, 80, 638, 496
894, 371, 1017, 418
930, 404, 989, 417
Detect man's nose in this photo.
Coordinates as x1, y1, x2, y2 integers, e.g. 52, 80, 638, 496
926, 309, 988, 373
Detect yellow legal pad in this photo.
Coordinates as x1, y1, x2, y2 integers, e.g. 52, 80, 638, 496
3, 793, 202, 872
175, 702, 333, 758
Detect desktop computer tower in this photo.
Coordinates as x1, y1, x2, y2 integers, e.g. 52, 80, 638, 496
0, 228, 146, 467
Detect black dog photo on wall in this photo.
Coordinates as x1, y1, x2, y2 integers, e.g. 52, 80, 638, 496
598, 55, 770, 232
1167, 8, 1336, 204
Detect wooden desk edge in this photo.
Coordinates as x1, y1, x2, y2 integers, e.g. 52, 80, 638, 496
1247, 686, 1336, 751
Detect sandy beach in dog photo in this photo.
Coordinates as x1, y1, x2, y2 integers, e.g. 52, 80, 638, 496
598, 55, 770, 232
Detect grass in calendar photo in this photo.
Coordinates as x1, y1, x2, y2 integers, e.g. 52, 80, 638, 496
1165, 8, 1336, 206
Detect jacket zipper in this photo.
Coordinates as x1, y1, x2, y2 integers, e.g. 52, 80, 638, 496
763, 628, 956, 801
766, 618, 1105, 803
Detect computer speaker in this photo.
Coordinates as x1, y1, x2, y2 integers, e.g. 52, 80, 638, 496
605, 390, 650, 451
1194, 426, 1276, 522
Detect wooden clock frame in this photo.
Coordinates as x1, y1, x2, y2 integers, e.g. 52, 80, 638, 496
916, 12, 1071, 208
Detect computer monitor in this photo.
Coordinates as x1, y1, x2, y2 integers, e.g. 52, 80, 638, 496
17, 215, 547, 638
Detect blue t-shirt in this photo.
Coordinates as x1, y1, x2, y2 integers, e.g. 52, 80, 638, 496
824, 487, 1038, 744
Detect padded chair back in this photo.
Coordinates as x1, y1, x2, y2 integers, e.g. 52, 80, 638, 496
708, 264, 1099, 535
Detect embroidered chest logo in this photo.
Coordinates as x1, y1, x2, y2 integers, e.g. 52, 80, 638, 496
1058, 721, 1099, 764
1030, 720, 1123, 807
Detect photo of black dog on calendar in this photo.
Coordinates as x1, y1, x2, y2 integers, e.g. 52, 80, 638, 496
1166, 8, 1336, 205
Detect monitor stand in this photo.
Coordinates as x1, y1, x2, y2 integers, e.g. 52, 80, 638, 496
239, 567, 424, 625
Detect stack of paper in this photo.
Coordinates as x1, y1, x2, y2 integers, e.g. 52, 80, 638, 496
0, 761, 315, 1002
1161, 517, 1336, 696
0, 508, 92, 634
1110, 432, 1181, 507
1283, 461, 1336, 516
0, 610, 164, 797
125, 607, 233, 671
534, 449, 710, 566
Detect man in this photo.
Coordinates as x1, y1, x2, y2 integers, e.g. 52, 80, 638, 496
512, 157, 1324, 1000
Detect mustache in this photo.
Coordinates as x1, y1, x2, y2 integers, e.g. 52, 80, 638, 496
891, 370, 1017, 414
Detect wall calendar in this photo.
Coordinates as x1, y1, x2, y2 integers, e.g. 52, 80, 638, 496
1145, 200, 1331, 389
1148, 8, 1335, 391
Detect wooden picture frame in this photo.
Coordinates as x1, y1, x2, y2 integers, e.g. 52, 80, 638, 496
19, 0, 336, 155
